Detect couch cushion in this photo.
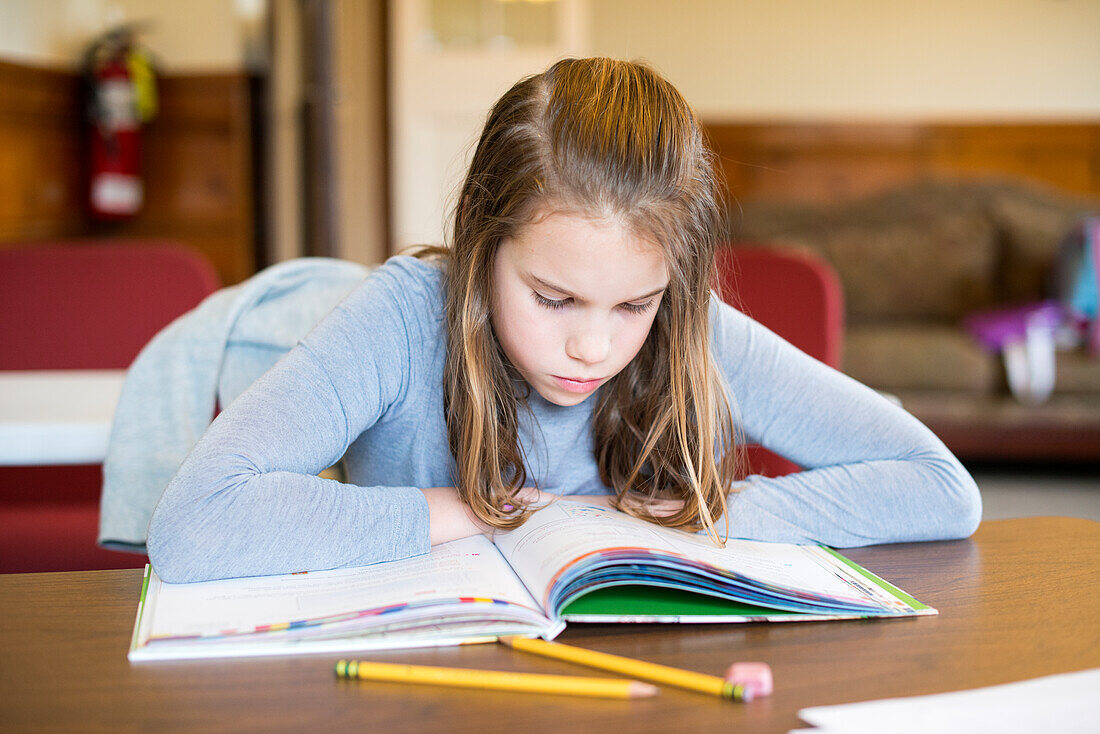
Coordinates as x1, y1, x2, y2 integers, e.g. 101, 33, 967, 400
736, 182, 1001, 323
845, 324, 999, 392
988, 182, 1100, 303
1055, 349, 1100, 394
817, 212, 998, 322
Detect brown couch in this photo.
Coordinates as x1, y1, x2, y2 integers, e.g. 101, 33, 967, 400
732, 179, 1100, 461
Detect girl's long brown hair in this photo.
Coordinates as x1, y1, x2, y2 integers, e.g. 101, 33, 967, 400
434, 57, 740, 541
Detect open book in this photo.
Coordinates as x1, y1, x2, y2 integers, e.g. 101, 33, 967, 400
129, 501, 934, 661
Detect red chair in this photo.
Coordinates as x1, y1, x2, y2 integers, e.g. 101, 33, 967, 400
0, 241, 221, 573
714, 245, 845, 477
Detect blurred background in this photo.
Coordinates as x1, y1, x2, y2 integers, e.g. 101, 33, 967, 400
2, 0, 1099, 520
5, 0, 1098, 270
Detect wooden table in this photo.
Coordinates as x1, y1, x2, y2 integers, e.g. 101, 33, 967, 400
0, 370, 125, 466
1, 517, 1097, 733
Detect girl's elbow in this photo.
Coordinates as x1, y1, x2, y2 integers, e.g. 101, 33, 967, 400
932, 457, 983, 540
146, 492, 224, 583
146, 516, 204, 583
146, 533, 187, 583
954, 474, 983, 538
146, 462, 259, 583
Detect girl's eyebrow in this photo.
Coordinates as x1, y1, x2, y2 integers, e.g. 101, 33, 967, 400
529, 274, 667, 302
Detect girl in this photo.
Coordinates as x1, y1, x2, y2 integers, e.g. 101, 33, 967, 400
147, 58, 980, 583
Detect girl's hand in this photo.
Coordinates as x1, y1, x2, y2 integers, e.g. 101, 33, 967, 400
514, 489, 686, 518
576, 494, 615, 509
510, 487, 559, 507
582, 493, 685, 517
634, 497, 685, 518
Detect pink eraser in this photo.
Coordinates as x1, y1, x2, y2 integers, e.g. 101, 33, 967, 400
724, 662, 773, 698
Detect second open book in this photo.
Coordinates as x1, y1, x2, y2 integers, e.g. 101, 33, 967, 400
129, 500, 935, 661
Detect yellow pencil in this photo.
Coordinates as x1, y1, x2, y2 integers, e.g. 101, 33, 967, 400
499, 637, 751, 701
334, 659, 658, 699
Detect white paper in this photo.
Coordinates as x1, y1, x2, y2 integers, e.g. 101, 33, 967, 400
794, 667, 1100, 734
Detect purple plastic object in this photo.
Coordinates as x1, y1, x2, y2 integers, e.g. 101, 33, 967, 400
963, 300, 1064, 352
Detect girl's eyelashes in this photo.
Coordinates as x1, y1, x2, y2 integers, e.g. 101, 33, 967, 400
532, 291, 655, 315
620, 300, 656, 315
533, 292, 570, 310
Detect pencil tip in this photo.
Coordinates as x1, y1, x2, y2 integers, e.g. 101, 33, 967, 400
630, 682, 660, 698
498, 636, 516, 648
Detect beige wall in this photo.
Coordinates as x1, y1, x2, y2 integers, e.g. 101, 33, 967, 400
0, 0, 254, 71
6, 1, 1097, 114
590, 0, 1100, 119
267, 0, 303, 264
331, 0, 389, 265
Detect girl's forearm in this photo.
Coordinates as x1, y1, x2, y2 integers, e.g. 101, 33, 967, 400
420, 486, 492, 545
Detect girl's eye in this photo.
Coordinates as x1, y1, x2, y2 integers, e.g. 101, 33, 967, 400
533, 292, 655, 314
620, 300, 655, 315
534, 292, 570, 310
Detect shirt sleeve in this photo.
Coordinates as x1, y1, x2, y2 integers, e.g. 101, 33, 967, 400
146, 263, 435, 583
711, 298, 982, 547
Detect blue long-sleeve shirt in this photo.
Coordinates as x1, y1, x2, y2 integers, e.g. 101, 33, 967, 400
147, 256, 981, 582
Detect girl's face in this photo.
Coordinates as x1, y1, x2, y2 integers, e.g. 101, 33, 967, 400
491, 211, 669, 407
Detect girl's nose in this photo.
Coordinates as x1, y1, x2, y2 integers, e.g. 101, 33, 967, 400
566, 325, 611, 365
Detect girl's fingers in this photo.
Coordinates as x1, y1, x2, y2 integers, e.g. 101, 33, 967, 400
512, 487, 559, 505
511, 487, 539, 504
513, 490, 682, 516
624, 496, 684, 517
645, 503, 681, 517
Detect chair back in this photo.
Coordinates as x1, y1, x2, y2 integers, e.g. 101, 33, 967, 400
0, 240, 220, 573
0, 241, 221, 370
714, 246, 845, 476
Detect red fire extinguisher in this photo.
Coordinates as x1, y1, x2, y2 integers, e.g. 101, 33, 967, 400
83, 27, 157, 220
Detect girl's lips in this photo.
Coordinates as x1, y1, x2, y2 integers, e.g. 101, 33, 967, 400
553, 375, 604, 393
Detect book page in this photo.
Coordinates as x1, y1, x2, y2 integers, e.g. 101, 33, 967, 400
142, 535, 543, 640
493, 501, 887, 611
